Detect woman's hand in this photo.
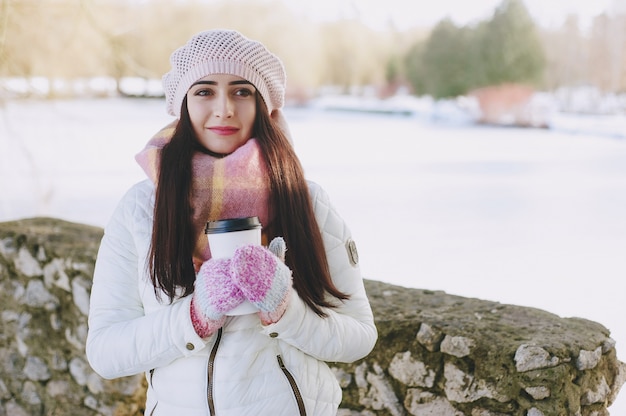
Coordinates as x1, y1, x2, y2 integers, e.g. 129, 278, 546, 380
190, 258, 245, 337
231, 238, 292, 325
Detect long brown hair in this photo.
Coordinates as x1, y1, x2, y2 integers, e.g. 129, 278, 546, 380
149, 94, 348, 315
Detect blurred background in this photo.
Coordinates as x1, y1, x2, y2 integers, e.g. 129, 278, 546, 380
1, 0, 626, 413
1, 0, 625, 107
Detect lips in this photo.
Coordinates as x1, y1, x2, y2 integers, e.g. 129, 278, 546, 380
208, 126, 239, 135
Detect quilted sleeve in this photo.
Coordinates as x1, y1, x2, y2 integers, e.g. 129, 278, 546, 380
86, 181, 209, 379
261, 181, 378, 363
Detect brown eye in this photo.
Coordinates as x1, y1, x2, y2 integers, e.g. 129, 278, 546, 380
192, 87, 213, 97
235, 88, 254, 97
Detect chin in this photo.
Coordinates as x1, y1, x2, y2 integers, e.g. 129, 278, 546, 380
204, 142, 244, 157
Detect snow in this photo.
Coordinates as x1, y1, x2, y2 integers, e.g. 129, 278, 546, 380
1, 97, 625, 413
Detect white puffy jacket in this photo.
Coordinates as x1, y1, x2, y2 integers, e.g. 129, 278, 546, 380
86, 179, 378, 416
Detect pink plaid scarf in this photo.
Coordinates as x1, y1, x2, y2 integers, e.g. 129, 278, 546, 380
135, 121, 271, 264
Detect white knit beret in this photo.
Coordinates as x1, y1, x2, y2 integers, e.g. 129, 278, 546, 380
163, 29, 286, 117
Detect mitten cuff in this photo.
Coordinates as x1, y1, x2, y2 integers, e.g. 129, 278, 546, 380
190, 296, 225, 338
258, 286, 292, 325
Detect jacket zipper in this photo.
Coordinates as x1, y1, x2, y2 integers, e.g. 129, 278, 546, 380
207, 328, 223, 415
277, 354, 307, 416
148, 369, 157, 415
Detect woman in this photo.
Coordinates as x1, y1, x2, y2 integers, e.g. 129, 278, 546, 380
86, 29, 377, 416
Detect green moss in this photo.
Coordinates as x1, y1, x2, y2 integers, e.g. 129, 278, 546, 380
1, 218, 620, 416
0, 217, 103, 262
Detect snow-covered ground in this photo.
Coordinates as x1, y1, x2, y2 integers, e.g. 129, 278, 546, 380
1, 97, 625, 413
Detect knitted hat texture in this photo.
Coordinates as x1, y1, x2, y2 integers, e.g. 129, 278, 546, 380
163, 29, 286, 117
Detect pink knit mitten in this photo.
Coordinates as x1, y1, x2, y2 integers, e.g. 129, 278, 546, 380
190, 258, 245, 337
231, 238, 292, 325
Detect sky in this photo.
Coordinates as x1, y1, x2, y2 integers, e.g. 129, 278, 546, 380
286, 0, 621, 30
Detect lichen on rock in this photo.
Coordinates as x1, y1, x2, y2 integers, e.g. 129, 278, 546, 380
0, 218, 624, 415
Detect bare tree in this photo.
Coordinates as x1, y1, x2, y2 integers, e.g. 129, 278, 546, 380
1, 0, 624, 99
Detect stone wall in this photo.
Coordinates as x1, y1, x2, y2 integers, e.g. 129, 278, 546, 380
0, 218, 624, 415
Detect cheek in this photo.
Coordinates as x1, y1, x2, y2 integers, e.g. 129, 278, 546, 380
186, 102, 199, 120
242, 105, 256, 130
187, 106, 205, 131
186, 95, 206, 118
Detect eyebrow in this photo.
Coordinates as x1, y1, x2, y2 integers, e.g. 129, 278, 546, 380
190, 80, 254, 87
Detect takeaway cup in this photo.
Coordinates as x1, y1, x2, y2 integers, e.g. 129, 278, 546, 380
205, 217, 262, 315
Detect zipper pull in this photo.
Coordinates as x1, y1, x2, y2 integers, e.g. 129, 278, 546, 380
277, 354, 286, 369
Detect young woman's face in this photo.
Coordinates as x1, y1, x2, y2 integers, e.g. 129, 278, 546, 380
186, 74, 257, 155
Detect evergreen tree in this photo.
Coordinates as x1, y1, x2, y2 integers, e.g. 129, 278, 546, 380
404, 0, 546, 98
407, 19, 479, 98
404, 41, 426, 95
476, 0, 546, 87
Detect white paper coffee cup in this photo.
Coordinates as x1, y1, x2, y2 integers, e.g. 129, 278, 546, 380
205, 217, 262, 315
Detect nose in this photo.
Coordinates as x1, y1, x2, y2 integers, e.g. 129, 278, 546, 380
214, 95, 234, 118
